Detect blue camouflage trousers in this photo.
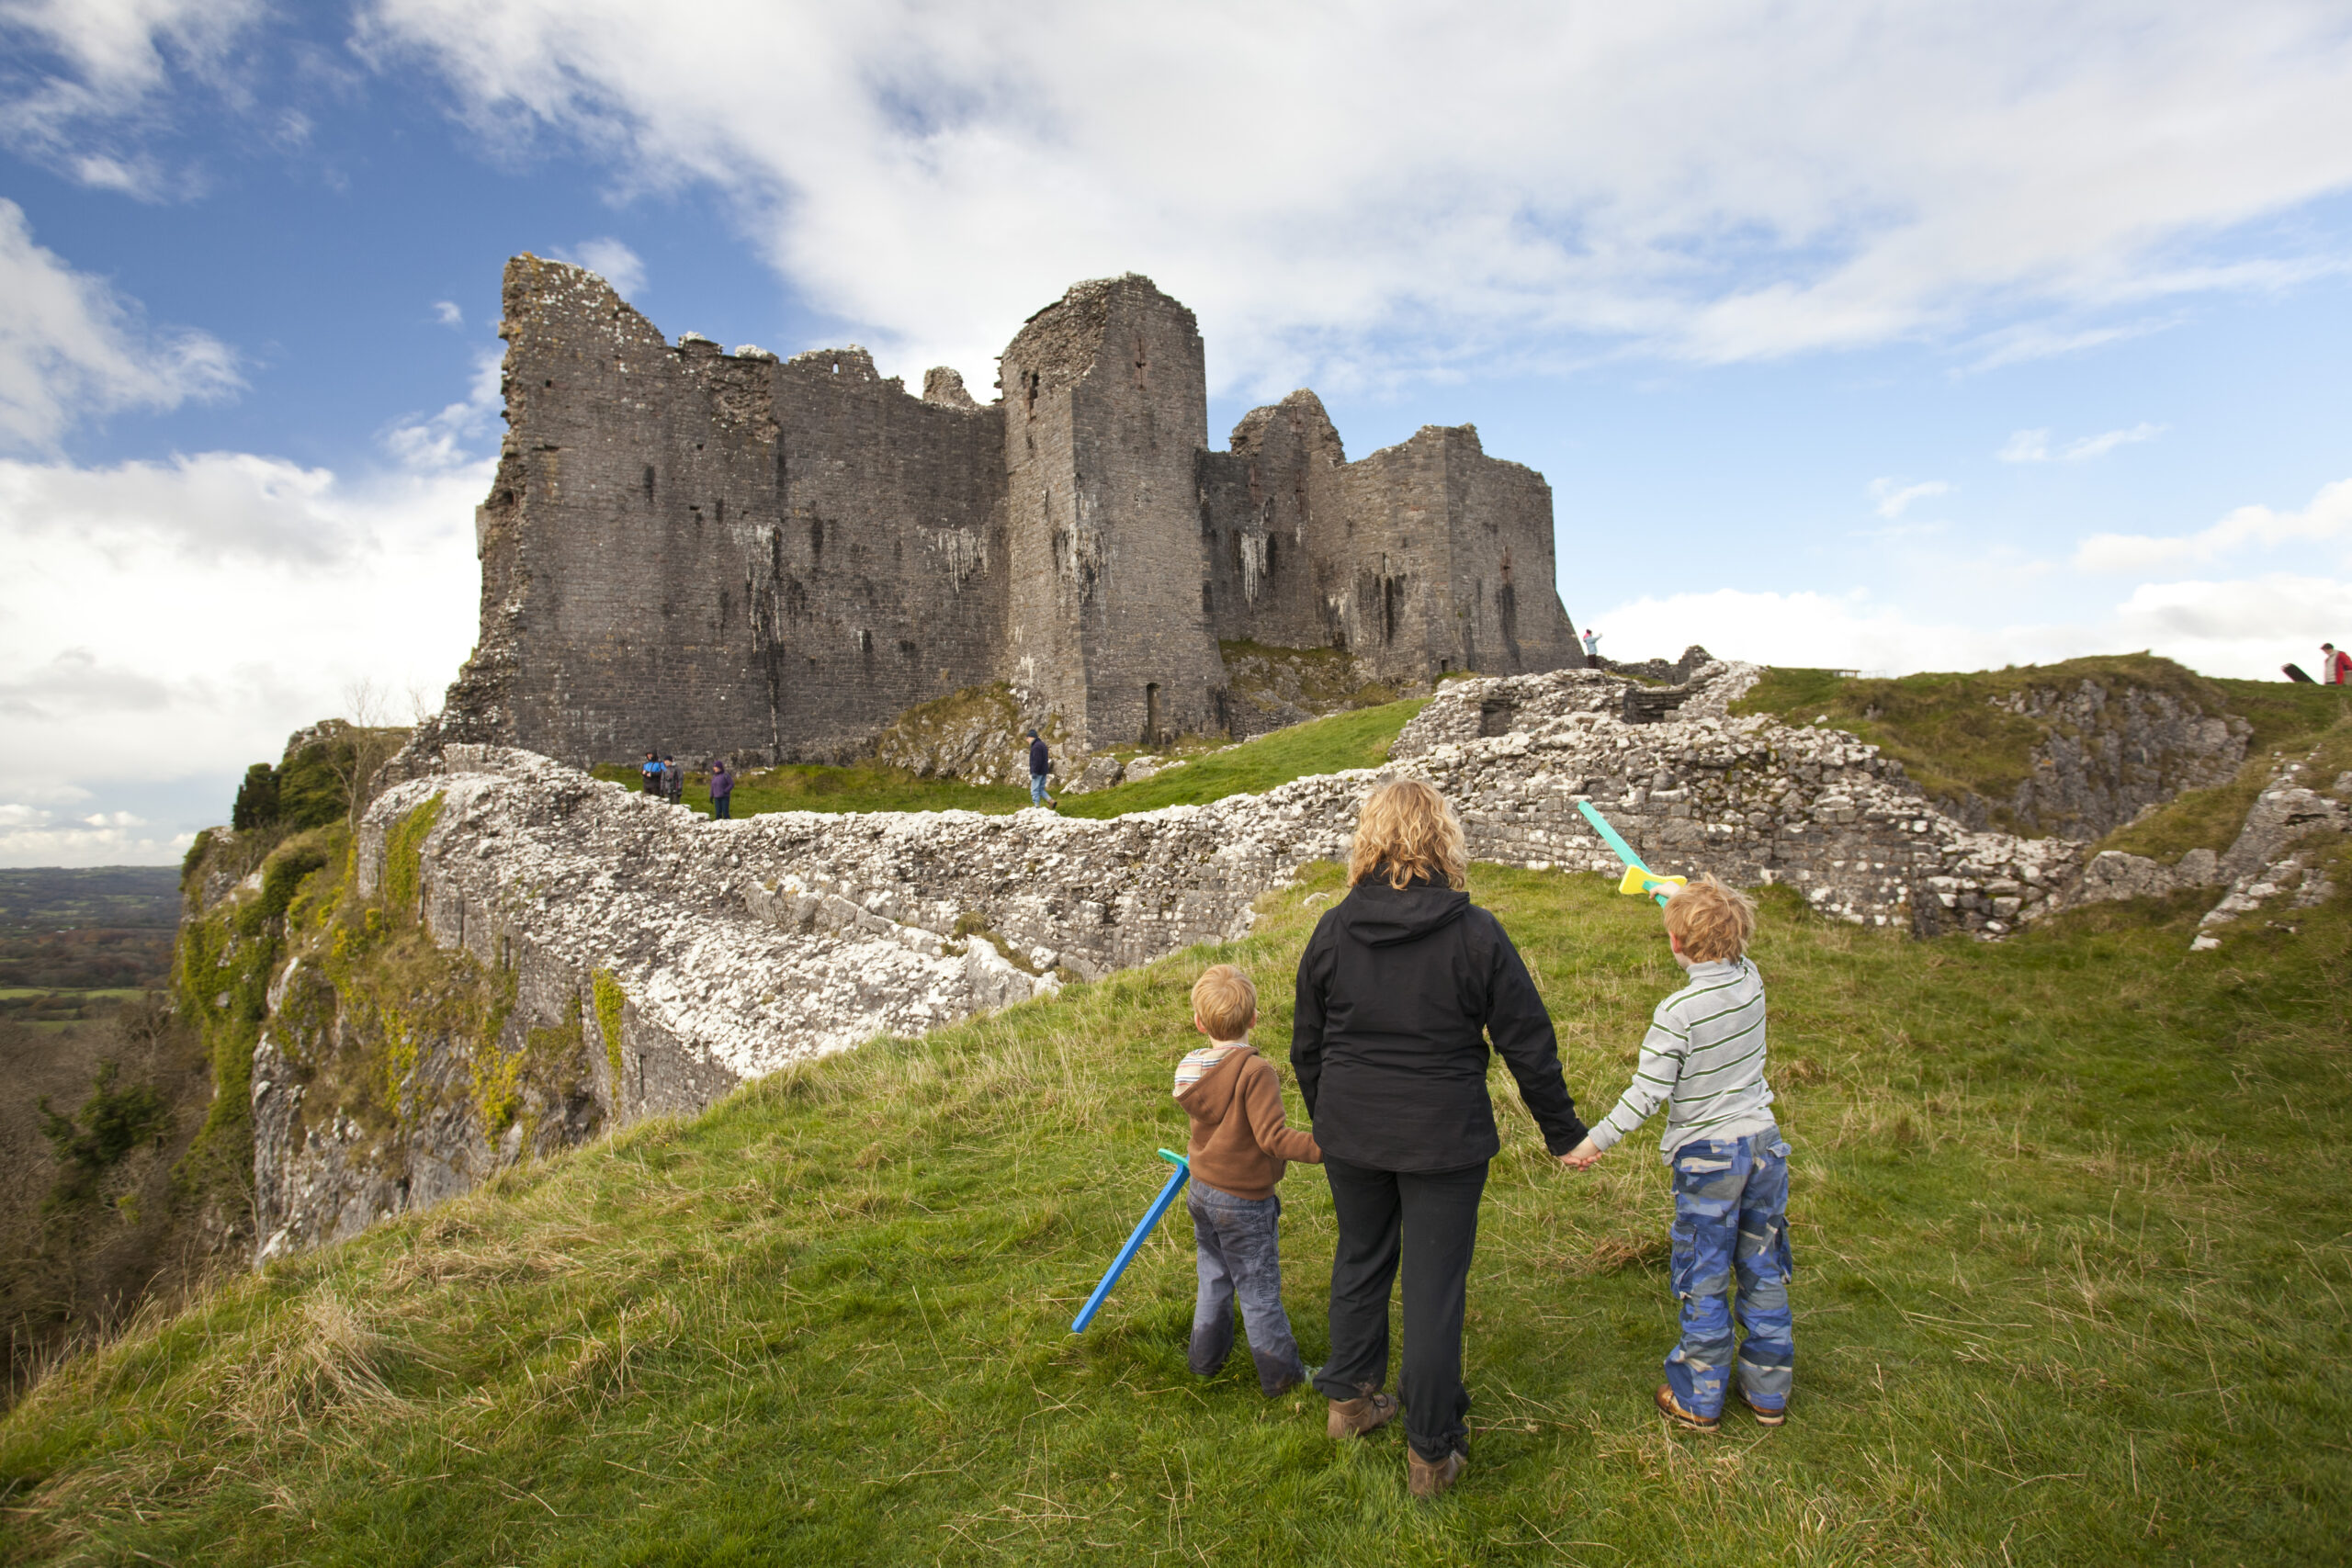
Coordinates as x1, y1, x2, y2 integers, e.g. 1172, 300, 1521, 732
1664, 1127, 1794, 1418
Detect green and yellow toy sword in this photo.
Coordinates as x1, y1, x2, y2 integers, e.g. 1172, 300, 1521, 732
1575, 800, 1687, 907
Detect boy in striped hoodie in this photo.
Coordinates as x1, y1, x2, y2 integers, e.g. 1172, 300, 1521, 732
1562, 876, 1793, 1431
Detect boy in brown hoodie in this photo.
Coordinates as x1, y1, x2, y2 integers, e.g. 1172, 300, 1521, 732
1176, 964, 1323, 1394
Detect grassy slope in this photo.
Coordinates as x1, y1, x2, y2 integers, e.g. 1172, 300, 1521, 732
585, 700, 1426, 824
1057, 700, 1423, 818
5, 845, 2349, 1564
1730, 656, 2349, 832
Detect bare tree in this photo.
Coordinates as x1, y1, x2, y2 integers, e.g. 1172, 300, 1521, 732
322, 678, 413, 830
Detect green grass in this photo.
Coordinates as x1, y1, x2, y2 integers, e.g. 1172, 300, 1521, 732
1057, 700, 1424, 818
1731, 655, 2279, 829
5, 841, 2349, 1563
587, 762, 1031, 818
583, 699, 1423, 824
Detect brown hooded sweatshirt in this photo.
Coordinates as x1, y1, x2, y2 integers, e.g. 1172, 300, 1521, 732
1176, 1045, 1322, 1200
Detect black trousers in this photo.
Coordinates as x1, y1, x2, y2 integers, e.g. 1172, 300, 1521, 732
1313, 1155, 1488, 1461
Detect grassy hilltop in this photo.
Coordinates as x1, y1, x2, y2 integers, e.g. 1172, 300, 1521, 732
4, 829, 2347, 1562
4, 660, 2346, 1562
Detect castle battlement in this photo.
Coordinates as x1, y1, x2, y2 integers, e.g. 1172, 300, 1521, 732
433, 258, 1580, 765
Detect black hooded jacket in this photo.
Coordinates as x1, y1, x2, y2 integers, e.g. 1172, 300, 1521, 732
1292, 877, 1588, 1171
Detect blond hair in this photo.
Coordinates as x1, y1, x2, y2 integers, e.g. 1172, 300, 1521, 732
1192, 964, 1257, 1041
1347, 778, 1468, 891
1664, 875, 1758, 962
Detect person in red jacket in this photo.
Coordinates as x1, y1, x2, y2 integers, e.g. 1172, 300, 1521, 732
2324, 643, 2350, 685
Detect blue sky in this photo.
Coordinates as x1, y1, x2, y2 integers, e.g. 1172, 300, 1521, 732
3, 1, 2350, 865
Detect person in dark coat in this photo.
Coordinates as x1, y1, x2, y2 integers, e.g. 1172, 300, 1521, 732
661, 754, 683, 804
707, 759, 735, 819
1026, 728, 1056, 808
1293, 778, 1589, 1499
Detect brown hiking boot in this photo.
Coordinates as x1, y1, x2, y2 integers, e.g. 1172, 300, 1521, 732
1327, 1388, 1401, 1439
1408, 1445, 1466, 1500
1735, 1387, 1787, 1427
1655, 1383, 1720, 1432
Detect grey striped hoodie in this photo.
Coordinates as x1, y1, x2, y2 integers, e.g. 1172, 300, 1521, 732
1588, 956, 1777, 1158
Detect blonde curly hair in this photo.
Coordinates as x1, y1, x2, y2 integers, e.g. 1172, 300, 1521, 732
1347, 778, 1469, 891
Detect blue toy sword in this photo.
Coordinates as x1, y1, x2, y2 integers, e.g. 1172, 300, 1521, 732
1070, 1148, 1190, 1333
1575, 800, 1687, 907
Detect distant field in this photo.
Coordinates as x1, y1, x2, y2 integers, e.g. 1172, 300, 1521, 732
0, 868, 180, 932
0, 988, 145, 1030
0, 868, 182, 994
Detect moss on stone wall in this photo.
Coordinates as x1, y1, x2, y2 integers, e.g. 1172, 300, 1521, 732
592, 970, 626, 1087
379, 796, 443, 915
172, 829, 342, 1209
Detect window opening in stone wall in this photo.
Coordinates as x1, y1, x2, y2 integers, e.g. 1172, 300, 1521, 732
1146, 682, 1161, 746
1478, 696, 1519, 737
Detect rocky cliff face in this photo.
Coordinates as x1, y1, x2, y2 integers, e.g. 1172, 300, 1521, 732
1983, 680, 2248, 838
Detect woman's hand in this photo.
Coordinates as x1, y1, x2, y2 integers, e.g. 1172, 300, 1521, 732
1558, 1137, 1603, 1171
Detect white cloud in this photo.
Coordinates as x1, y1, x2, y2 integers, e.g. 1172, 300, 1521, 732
380, 347, 503, 472
0, 447, 486, 864
2075, 477, 2352, 573
433, 299, 464, 327
1869, 478, 1950, 520
356, 0, 2352, 392
554, 237, 645, 300
1998, 428, 2052, 463
0, 801, 193, 869
1589, 573, 2352, 682
2001, 421, 2165, 463
0, 0, 269, 197
0, 199, 239, 450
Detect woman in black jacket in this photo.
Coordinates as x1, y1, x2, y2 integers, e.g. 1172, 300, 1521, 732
1293, 778, 1589, 1497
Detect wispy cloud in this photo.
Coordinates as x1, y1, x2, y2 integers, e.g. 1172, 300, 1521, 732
0, 199, 239, 450
0, 0, 268, 198
355, 0, 2352, 394
1869, 478, 1951, 520
1998, 423, 2164, 464
554, 237, 646, 300
2075, 476, 2352, 572
432, 299, 463, 328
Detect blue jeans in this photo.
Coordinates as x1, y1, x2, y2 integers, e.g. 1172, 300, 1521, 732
1188, 1181, 1307, 1395
712, 793, 731, 819
1030, 773, 1051, 805
1665, 1127, 1794, 1417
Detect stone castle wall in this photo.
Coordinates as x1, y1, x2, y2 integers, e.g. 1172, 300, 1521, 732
428, 261, 1579, 767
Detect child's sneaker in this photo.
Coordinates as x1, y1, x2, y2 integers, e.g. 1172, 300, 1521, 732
1654, 1384, 1720, 1432
1735, 1387, 1786, 1427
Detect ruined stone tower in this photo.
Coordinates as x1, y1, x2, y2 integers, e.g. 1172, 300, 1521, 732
431, 258, 1578, 766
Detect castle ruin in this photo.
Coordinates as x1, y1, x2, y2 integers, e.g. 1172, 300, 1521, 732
433, 258, 1580, 764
